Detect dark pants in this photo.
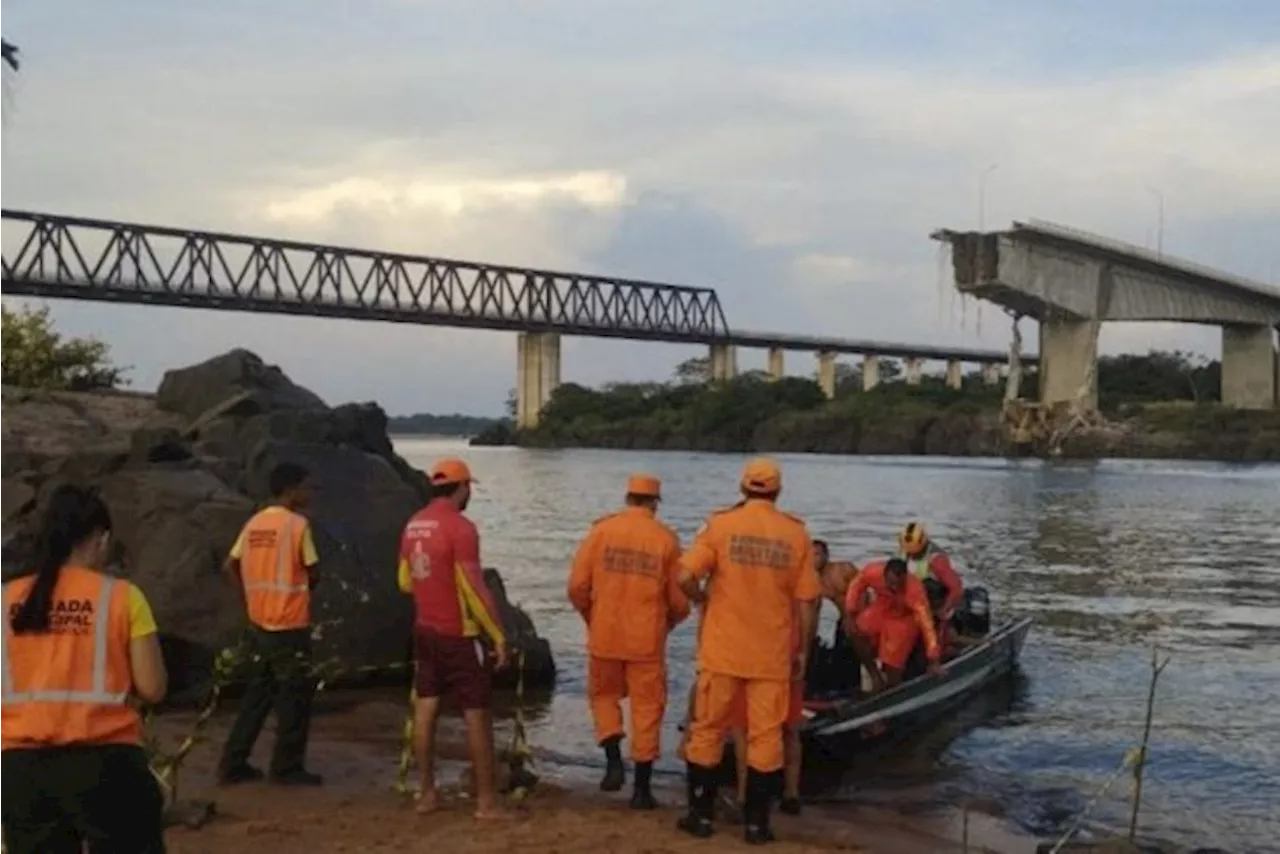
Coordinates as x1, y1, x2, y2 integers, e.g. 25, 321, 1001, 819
219, 625, 315, 777
1, 743, 166, 854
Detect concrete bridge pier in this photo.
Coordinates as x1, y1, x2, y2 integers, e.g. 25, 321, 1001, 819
515, 332, 562, 429
981, 363, 1001, 386
945, 360, 963, 390
709, 342, 738, 382
1221, 324, 1278, 409
767, 346, 785, 382
1039, 317, 1100, 410
904, 357, 923, 386
816, 351, 836, 399
862, 356, 881, 391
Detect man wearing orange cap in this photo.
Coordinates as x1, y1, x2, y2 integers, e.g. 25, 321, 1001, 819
676, 457, 821, 845
397, 458, 510, 820
567, 473, 689, 810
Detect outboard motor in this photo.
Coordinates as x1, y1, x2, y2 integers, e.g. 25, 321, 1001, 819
954, 586, 991, 636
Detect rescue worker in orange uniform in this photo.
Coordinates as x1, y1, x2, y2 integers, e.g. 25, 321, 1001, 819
218, 462, 324, 786
567, 473, 689, 809
843, 558, 943, 694
677, 457, 820, 845
398, 458, 511, 820
1, 484, 169, 854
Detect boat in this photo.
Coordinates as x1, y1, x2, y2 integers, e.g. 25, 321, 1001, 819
701, 586, 1033, 777
799, 614, 1033, 755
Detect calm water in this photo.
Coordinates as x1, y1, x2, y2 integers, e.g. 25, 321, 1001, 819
396, 438, 1280, 852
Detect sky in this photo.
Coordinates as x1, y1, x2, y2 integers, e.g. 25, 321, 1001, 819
2, 0, 1278, 416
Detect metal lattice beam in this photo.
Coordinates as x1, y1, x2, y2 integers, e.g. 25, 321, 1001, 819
1, 210, 733, 344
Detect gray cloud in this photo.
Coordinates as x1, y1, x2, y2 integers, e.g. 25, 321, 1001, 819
3, 0, 1277, 414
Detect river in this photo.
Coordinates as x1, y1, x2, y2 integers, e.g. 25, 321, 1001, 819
395, 437, 1280, 853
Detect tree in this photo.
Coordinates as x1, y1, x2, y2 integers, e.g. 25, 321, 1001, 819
504, 388, 517, 419
1, 304, 128, 390
673, 356, 711, 385
1, 40, 17, 72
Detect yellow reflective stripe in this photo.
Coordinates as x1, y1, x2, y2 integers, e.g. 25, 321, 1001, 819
0, 576, 129, 706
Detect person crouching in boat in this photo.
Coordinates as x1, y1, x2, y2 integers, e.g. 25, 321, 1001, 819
897, 523, 964, 652
566, 474, 689, 809
843, 558, 943, 695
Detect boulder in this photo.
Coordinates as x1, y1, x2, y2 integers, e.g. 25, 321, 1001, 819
1, 350, 556, 698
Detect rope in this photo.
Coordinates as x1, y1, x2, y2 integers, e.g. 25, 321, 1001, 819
392, 647, 538, 802
1044, 747, 1140, 854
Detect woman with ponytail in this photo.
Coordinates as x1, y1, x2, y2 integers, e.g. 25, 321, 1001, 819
1, 483, 169, 854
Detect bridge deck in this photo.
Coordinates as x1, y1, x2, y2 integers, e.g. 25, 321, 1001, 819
2, 209, 1019, 364
931, 219, 1280, 326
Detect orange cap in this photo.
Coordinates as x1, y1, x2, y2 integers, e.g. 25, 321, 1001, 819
430, 458, 477, 486
626, 473, 662, 499
740, 457, 782, 494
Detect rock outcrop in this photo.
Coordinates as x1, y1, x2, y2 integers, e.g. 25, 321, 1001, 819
2, 349, 555, 698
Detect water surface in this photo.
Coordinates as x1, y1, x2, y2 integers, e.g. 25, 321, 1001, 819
397, 439, 1280, 852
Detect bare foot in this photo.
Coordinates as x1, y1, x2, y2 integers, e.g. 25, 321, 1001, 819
473, 805, 516, 821
415, 789, 439, 815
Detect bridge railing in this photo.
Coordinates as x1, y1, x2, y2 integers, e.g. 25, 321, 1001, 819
1, 210, 733, 343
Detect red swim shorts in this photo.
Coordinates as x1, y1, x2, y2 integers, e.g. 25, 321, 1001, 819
413, 628, 492, 710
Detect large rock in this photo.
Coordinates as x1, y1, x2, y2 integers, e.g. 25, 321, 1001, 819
2, 351, 556, 698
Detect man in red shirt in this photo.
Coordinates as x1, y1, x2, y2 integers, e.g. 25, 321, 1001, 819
397, 458, 510, 819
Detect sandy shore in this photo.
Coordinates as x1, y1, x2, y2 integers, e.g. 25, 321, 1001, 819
154, 694, 1038, 854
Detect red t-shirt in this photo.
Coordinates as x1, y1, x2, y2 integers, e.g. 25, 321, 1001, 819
398, 499, 506, 645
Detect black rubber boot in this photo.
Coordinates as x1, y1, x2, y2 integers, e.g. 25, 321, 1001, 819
600, 735, 625, 792
743, 769, 778, 845
629, 761, 658, 810
676, 763, 716, 839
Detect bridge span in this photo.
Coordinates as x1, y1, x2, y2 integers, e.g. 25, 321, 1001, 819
933, 219, 1280, 410
3, 209, 1023, 427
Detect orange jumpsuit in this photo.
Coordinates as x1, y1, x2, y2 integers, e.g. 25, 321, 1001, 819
844, 560, 940, 671
567, 505, 688, 762
682, 499, 820, 774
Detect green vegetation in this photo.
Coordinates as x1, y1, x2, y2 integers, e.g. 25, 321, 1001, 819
471, 350, 1276, 460
1, 304, 128, 391
386, 411, 506, 436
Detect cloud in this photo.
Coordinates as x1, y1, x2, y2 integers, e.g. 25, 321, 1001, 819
2, 1, 1277, 414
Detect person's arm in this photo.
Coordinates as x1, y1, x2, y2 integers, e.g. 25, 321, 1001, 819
842, 569, 870, 635
299, 522, 320, 590
930, 553, 964, 617
126, 584, 167, 705
677, 521, 716, 603
664, 533, 692, 631
224, 527, 246, 601
453, 521, 508, 654
566, 528, 597, 623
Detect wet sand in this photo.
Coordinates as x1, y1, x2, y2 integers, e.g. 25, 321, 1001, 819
154, 694, 1037, 854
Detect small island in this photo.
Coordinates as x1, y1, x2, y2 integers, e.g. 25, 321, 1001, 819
472, 353, 1280, 462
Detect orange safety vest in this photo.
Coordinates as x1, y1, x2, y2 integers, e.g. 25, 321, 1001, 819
239, 508, 311, 631
1, 567, 142, 749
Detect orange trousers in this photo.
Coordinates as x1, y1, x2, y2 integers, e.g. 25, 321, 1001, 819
587, 656, 667, 762
685, 671, 788, 773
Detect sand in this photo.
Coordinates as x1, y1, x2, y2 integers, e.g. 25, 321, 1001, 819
153, 695, 1036, 854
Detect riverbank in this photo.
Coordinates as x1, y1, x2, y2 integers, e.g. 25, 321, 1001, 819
470, 378, 1280, 461
155, 691, 1035, 854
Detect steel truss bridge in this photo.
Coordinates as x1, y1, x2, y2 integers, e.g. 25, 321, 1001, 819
1, 210, 1019, 364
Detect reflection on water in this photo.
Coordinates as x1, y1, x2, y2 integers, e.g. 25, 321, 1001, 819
395, 439, 1280, 851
